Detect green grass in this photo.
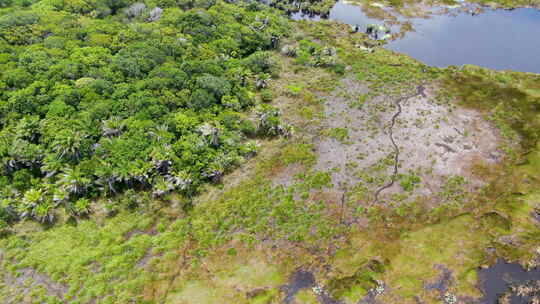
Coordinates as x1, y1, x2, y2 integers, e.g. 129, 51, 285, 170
1, 212, 155, 303
281, 143, 317, 167
323, 127, 350, 144
0, 163, 340, 303
164, 250, 287, 304
443, 66, 540, 151
386, 215, 489, 298
296, 289, 318, 303
398, 172, 421, 192
286, 84, 304, 97
348, 94, 369, 109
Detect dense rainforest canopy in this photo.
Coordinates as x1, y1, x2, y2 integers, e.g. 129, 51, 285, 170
0, 0, 294, 225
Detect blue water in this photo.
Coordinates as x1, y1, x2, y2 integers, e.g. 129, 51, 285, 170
296, 2, 540, 73
387, 8, 540, 73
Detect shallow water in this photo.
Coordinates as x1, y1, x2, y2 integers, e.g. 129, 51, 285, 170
294, 2, 540, 73
478, 259, 540, 303
282, 270, 316, 304
281, 270, 343, 304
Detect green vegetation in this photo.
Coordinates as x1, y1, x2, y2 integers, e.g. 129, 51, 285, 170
398, 171, 421, 191
0, 151, 340, 302
281, 143, 317, 166
348, 94, 368, 109
0, 0, 291, 225
2, 0, 540, 303
1, 212, 154, 303
323, 127, 349, 143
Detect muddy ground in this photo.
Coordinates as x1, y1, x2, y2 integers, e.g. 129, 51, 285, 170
313, 77, 502, 207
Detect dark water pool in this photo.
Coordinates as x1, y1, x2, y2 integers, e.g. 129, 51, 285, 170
294, 1, 540, 73
478, 259, 540, 303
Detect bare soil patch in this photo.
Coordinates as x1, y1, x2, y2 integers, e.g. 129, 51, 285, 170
313, 77, 502, 206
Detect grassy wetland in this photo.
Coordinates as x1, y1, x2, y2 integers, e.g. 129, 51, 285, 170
1, 0, 540, 303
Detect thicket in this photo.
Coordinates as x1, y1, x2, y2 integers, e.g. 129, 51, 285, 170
0, 0, 290, 225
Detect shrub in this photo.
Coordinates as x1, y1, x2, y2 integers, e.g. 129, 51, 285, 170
260, 89, 273, 103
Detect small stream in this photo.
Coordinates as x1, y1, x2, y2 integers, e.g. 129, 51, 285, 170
292, 1, 540, 73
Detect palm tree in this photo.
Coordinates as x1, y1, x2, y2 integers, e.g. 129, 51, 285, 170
256, 105, 292, 137
281, 45, 298, 57
197, 123, 220, 147
151, 176, 174, 198
52, 187, 69, 204
255, 73, 271, 89
6, 139, 43, 172
56, 167, 91, 196
40, 155, 64, 178
166, 170, 192, 192
101, 117, 125, 138
129, 159, 152, 186
0, 198, 17, 223
51, 130, 88, 161
94, 163, 118, 195
33, 200, 55, 223
15, 116, 41, 143
18, 188, 51, 222
64, 198, 91, 217
148, 124, 172, 143
149, 143, 175, 177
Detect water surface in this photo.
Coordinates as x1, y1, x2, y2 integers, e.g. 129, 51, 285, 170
296, 1, 540, 73
478, 259, 540, 303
